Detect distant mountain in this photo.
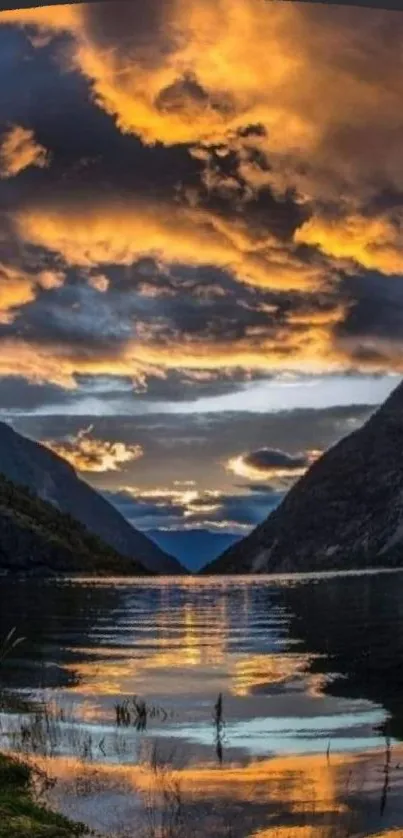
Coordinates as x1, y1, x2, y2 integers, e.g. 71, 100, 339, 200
147, 529, 241, 571
0, 472, 149, 576
204, 379, 403, 575
0, 422, 184, 574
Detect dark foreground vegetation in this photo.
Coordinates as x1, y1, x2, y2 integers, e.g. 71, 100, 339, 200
0, 473, 149, 576
0, 754, 85, 838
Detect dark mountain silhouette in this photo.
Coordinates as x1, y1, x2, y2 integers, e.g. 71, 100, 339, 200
0, 472, 149, 576
147, 528, 240, 571
0, 421, 184, 574
204, 379, 403, 574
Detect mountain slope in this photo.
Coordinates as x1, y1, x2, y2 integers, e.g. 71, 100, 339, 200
0, 472, 149, 576
147, 529, 240, 571
0, 422, 184, 574
204, 380, 403, 574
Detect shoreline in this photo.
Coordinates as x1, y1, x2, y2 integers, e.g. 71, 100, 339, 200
0, 752, 86, 838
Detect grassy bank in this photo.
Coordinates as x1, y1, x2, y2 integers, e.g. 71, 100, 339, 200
0, 753, 86, 838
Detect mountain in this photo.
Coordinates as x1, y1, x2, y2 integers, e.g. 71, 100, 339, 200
0, 472, 149, 576
204, 379, 403, 575
0, 422, 184, 574
147, 529, 241, 571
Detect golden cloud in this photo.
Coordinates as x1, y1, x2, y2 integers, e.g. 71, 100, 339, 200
88, 273, 110, 292
0, 338, 173, 388
0, 125, 49, 179
0, 300, 391, 390
295, 214, 403, 276
0, 264, 36, 323
3, 0, 403, 208
13, 198, 324, 292
1, 1, 403, 387
44, 425, 143, 472
121, 485, 224, 521
0, 5, 79, 32
4, 0, 403, 288
37, 270, 66, 290
0, 264, 66, 325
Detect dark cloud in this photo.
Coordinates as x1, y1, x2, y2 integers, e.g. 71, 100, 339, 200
217, 488, 282, 527
0, 24, 202, 210
337, 272, 403, 343
137, 369, 270, 403
157, 74, 212, 114
0, 368, 269, 415
0, 280, 135, 349
242, 482, 281, 494
0, 375, 69, 410
332, 271, 403, 370
242, 448, 310, 473
0, 251, 340, 375
10, 403, 375, 450
0, 17, 306, 249
80, 0, 176, 68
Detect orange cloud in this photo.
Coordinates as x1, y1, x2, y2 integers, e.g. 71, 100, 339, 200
88, 273, 110, 293
0, 264, 36, 323
2, 1, 403, 386
0, 125, 49, 178
0, 339, 77, 386
3, 0, 403, 208
13, 198, 326, 293
0, 264, 66, 325
0, 289, 400, 390
44, 425, 143, 472
0, 299, 387, 389
295, 214, 403, 276
0, 5, 79, 32
37, 270, 65, 290
5, 0, 403, 287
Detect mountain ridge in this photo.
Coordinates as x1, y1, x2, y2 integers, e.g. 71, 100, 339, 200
0, 421, 184, 574
203, 380, 403, 574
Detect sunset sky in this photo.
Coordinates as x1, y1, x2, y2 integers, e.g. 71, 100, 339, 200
0, 0, 402, 553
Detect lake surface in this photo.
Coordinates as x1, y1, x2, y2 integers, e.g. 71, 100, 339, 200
1, 570, 403, 837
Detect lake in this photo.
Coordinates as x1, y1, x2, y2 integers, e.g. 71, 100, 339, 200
1, 570, 403, 838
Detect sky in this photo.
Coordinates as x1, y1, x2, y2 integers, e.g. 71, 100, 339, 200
0, 0, 402, 553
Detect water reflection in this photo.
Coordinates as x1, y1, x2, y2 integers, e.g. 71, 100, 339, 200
279, 572, 403, 740
27, 747, 403, 838
1, 571, 403, 836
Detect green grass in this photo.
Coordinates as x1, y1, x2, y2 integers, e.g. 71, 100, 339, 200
0, 754, 86, 838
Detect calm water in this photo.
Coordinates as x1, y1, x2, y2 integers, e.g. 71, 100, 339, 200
1, 570, 403, 837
